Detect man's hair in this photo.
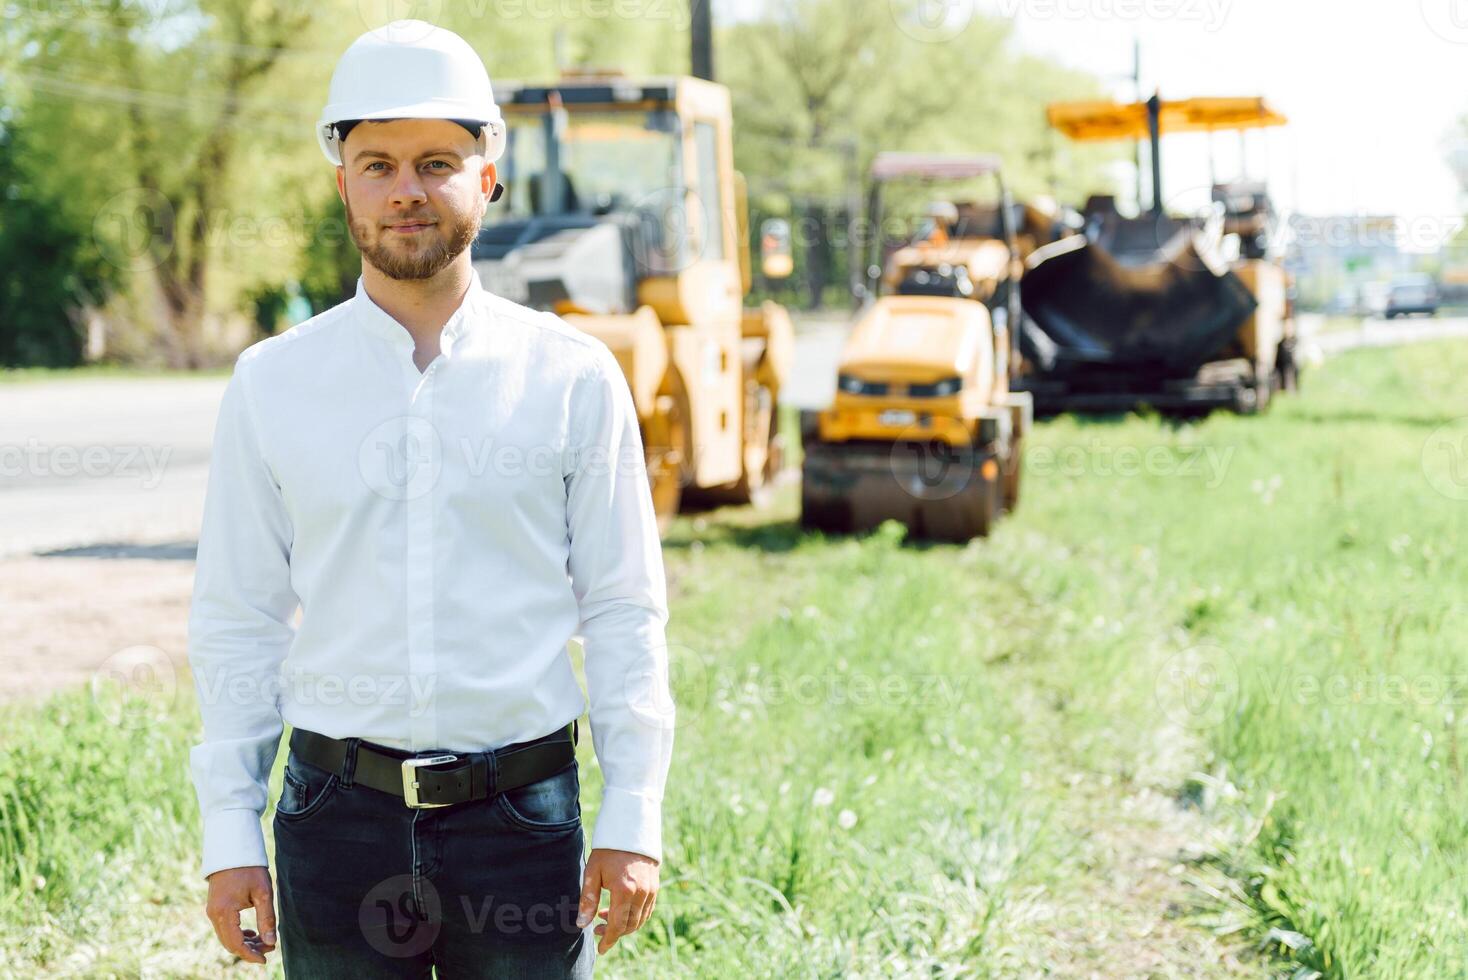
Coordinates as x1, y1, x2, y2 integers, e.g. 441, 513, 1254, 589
333, 118, 483, 148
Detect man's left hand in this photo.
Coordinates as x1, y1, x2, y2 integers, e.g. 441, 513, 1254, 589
576, 848, 659, 954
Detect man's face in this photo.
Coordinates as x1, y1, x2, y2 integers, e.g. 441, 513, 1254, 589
336, 118, 495, 281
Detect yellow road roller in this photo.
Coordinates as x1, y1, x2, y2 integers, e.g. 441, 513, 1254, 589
471, 71, 795, 534
800, 153, 1034, 542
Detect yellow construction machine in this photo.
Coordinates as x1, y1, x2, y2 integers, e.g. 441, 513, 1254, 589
1017, 96, 1299, 415
800, 153, 1039, 542
470, 72, 794, 532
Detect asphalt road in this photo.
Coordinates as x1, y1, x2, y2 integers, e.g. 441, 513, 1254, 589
3, 312, 1466, 558
0, 377, 222, 559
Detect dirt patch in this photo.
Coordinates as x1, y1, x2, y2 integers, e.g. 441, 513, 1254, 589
0, 552, 195, 707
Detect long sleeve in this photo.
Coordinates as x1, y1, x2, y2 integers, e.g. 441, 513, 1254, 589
564, 344, 676, 864
186, 359, 300, 880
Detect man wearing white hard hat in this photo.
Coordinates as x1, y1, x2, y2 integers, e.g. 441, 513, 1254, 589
186, 20, 673, 977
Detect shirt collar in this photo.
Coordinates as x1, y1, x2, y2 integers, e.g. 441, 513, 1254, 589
351, 272, 487, 355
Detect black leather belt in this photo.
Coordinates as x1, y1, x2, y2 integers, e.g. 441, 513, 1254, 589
289, 720, 578, 809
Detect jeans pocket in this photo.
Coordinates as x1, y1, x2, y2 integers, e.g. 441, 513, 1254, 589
495, 763, 582, 832
275, 751, 339, 822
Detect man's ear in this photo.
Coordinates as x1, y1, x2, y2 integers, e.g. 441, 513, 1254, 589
335, 166, 345, 204
483, 161, 502, 203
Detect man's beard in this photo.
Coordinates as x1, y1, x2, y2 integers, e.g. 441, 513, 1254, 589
343, 188, 483, 281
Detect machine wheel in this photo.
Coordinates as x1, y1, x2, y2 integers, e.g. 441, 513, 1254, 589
1253, 369, 1273, 413
644, 384, 691, 535
1230, 382, 1261, 415
798, 453, 849, 534
917, 454, 1001, 542
1275, 337, 1299, 394
684, 382, 781, 510
1001, 436, 1023, 513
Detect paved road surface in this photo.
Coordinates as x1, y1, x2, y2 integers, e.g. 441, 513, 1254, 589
3, 312, 1466, 558
0, 377, 223, 558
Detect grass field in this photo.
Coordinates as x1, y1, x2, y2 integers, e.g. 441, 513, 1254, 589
3, 338, 1467, 977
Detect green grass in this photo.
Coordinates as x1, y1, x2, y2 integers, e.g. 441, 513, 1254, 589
0, 364, 233, 384
3, 340, 1468, 976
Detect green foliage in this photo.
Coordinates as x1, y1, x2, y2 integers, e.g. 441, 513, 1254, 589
720, 0, 1117, 207
0, 110, 115, 367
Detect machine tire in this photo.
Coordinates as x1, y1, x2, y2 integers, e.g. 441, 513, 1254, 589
1001, 436, 1023, 513
1275, 337, 1299, 394
645, 380, 691, 535
798, 459, 848, 534
917, 454, 1000, 542
684, 383, 781, 510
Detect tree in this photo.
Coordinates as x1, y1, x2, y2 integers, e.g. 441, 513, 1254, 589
0, 103, 116, 367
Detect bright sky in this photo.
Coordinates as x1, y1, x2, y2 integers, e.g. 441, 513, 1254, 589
983, 0, 1468, 236
727, 0, 1468, 245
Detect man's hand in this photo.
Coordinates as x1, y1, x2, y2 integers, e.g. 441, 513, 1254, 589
205, 865, 277, 965
576, 848, 659, 954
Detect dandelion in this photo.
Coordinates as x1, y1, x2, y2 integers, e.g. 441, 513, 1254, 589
837, 809, 858, 829
812, 787, 835, 807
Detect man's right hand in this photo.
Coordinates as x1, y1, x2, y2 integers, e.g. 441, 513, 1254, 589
205, 865, 277, 965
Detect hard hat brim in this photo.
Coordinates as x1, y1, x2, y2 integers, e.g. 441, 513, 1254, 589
317, 114, 506, 167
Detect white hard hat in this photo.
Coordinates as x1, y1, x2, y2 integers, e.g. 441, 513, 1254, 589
926, 201, 960, 223
317, 20, 507, 168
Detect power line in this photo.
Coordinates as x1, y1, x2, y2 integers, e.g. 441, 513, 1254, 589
11, 66, 314, 121
10, 69, 308, 139
12, 12, 342, 62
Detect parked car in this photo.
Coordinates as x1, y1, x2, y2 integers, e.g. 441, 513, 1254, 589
1385, 274, 1440, 318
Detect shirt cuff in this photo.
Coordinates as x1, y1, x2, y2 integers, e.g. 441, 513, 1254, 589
200, 808, 269, 880
589, 785, 663, 864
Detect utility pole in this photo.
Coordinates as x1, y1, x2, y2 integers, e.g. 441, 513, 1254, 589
1132, 38, 1143, 212
691, 0, 714, 81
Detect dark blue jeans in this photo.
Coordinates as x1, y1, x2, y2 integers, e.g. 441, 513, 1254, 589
272, 736, 596, 978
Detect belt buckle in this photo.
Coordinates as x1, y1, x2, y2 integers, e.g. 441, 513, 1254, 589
401, 753, 459, 809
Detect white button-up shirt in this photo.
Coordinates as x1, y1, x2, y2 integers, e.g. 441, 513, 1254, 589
186, 272, 675, 880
